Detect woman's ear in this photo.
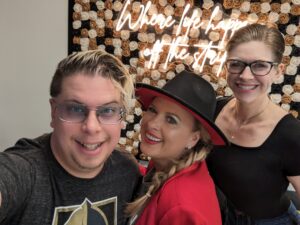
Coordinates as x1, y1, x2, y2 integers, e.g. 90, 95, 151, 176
271, 63, 285, 84
121, 120, 126, 129
276, 63, 285, 77
187, 130, 201, 149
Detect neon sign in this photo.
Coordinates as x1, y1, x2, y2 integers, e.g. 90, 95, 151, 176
116, 0, 248, 76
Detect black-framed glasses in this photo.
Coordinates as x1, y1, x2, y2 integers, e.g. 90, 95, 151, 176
56, 101, 125, 124
225, 59, 278, 76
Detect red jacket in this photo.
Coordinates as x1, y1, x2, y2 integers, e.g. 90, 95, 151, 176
134, 161, 222, 225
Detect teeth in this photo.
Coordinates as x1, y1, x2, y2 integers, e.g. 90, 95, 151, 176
238, 84, 256, 90
81, 143, 100, 150
146, 133, 161, 142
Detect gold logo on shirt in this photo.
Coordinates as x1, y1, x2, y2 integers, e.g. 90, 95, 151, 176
51, 197, 117, 225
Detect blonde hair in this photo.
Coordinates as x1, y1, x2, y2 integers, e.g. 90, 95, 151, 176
50, 50, 134, 113
226, 24, 285, 63
126, 122, 212, 216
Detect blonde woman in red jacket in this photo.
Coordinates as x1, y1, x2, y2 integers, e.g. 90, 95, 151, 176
127, 71, 229, 225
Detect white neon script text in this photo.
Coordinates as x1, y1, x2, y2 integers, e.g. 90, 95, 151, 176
116, 0, 248, 75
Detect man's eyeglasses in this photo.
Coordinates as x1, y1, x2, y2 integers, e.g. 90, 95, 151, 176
225, 59, 278, 76
56, 102, 125, 124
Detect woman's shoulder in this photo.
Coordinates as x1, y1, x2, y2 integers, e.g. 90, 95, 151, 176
154, 163, 221, 224
272, 113, 300, 140
158, 163, 215, 202
278, 113, 300, 126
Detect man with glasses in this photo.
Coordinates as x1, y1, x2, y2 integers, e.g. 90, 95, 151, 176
0, 50, 140, 225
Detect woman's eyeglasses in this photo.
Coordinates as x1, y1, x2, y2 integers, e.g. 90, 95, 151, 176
225, 59, 278, 76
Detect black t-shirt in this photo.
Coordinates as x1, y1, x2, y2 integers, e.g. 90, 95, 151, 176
0, 133, 140, 225
207, 97, 300, 219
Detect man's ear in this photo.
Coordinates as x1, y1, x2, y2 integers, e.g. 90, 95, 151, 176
49, 98, 56, 128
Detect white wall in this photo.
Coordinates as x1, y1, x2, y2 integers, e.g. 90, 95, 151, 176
0, 0, 68, 150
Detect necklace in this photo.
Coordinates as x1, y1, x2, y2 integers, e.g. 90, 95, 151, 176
230, 100, 270, 140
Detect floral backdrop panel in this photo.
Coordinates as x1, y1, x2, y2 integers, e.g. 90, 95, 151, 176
68, 0, 300, 159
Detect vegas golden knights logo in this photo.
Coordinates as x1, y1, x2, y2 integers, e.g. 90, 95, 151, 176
51, 197, 117, 225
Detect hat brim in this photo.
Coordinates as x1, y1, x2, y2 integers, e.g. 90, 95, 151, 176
136, 83, 229, 146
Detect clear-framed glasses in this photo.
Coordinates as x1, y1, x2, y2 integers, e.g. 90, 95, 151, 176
225, 59, 278, 76
56, 101, 125, 124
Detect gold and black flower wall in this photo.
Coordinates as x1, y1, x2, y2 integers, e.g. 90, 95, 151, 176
68, 0, 300, 159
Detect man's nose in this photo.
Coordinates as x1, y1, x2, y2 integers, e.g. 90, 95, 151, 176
82, 111, 103, 133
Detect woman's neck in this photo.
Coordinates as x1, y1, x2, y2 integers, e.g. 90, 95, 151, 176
233, 97, 271, 126
152, 159, 172, 171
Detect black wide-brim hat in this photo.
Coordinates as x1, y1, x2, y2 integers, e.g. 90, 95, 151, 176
135, 71, 229, 146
